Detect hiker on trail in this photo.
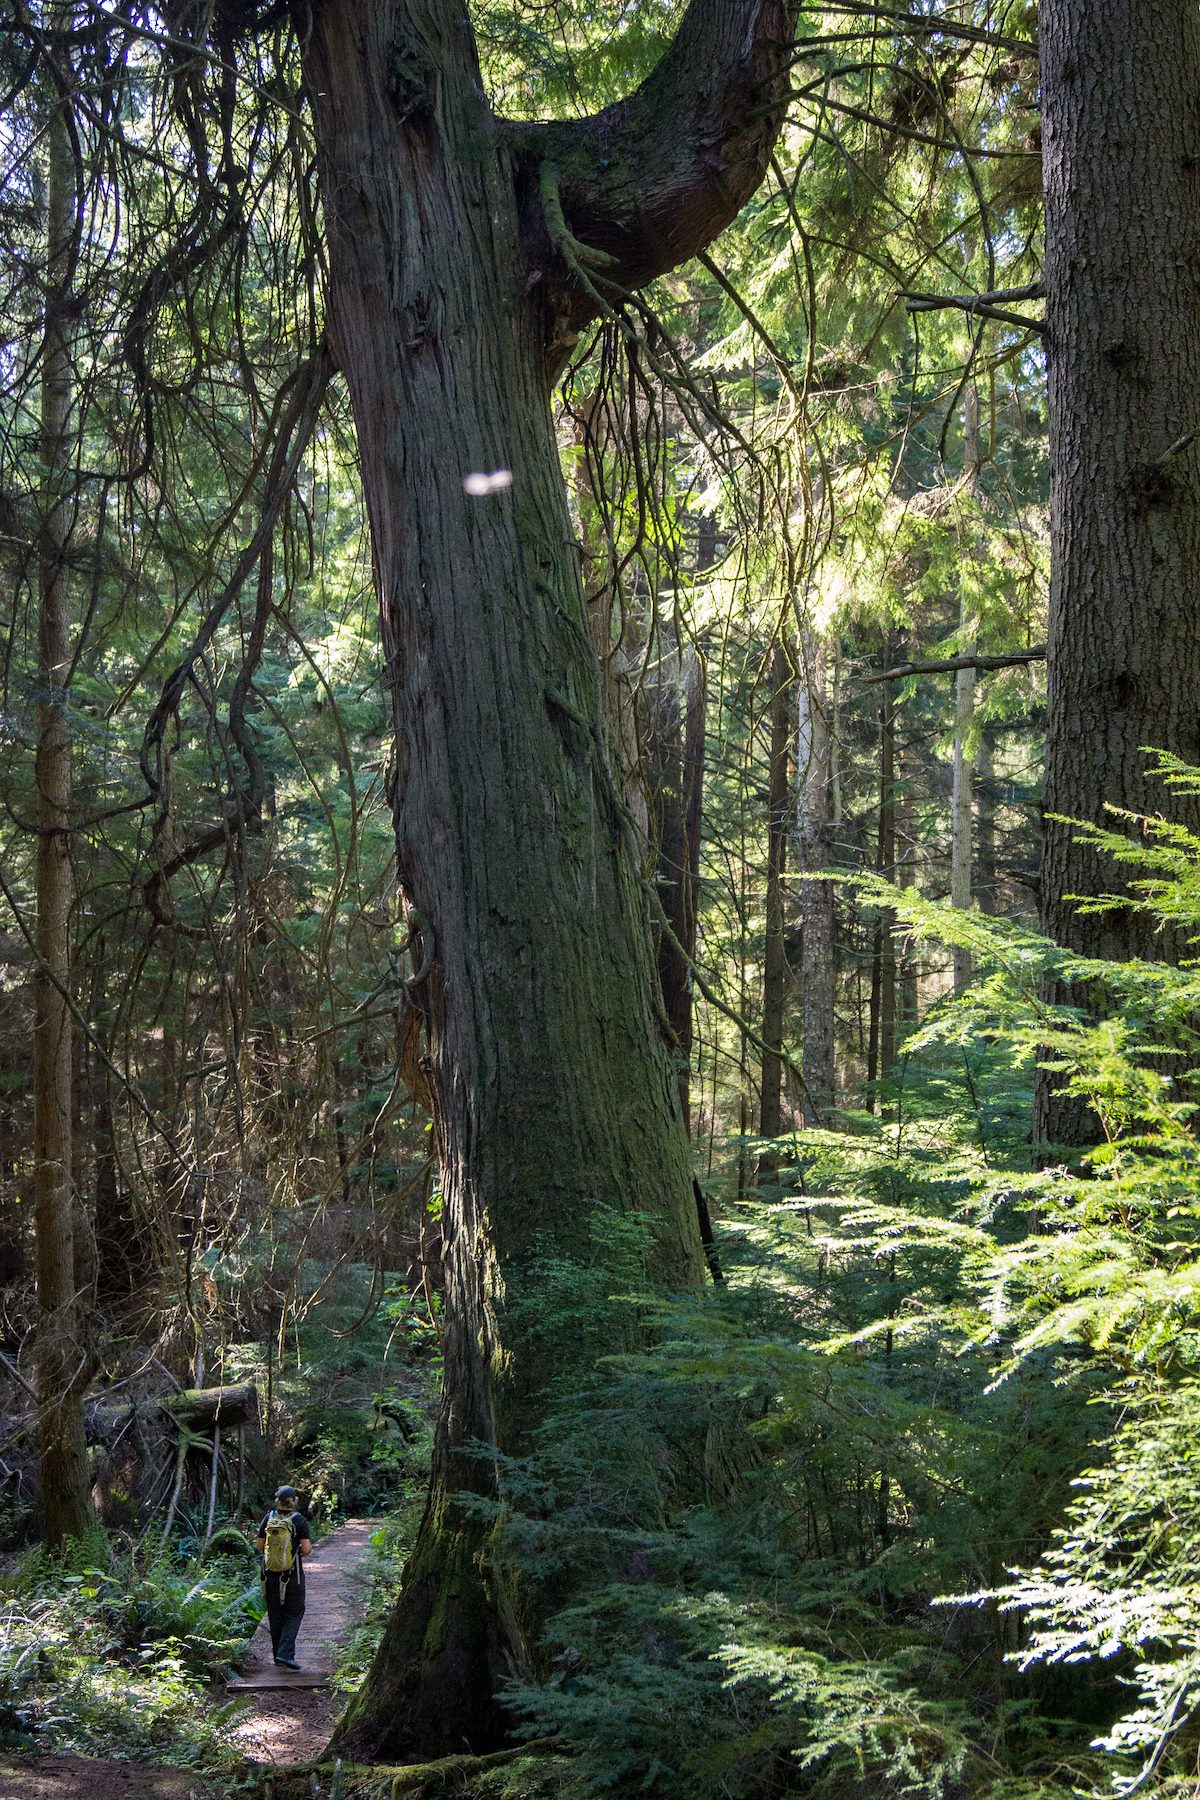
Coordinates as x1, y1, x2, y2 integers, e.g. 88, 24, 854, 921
255, 1484, 312, 1670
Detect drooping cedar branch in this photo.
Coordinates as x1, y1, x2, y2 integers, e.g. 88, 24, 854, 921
208, 2, 799, 377
510, 0, 800, 347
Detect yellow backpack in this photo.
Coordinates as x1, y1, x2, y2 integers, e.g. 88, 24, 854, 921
263, 1509, 295, 1575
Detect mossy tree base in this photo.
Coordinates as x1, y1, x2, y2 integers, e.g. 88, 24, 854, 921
335, 1489, 511, 1759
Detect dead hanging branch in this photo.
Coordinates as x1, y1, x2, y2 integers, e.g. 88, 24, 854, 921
901, 283, 1045, 334
140, 344, 331, 929
866, 648, 1046, 684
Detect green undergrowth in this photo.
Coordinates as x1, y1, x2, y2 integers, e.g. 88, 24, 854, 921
474, 771, 1200, 1798
490, 1176, 1102, 1800
0, 1532, 260, 1770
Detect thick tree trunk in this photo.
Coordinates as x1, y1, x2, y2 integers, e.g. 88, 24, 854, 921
796, 632, 836, 1124
301, 0, 796, 1756
1036, 0, 1200, 1146
34, 76, 94, 1550
758, 640, 794, 1145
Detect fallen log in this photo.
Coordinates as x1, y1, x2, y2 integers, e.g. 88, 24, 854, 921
162, 1382, 257, 1428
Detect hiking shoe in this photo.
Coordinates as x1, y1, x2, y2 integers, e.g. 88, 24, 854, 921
274, 1657, 301, 1670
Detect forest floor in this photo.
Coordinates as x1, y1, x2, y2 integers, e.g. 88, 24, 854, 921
0, 1754, 223, 1797
1, 1519, 377, 1798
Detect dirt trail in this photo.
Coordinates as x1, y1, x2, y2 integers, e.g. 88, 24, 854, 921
0, 1756, 218, 1798
1, 1518, 379, 1794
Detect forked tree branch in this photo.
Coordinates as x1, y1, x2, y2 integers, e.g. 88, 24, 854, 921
510, 0, 801, 335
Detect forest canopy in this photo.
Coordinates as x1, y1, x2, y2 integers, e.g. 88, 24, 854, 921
4, 2, 1200, 1798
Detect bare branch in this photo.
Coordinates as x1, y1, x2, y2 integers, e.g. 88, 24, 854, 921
867, 649, 1047, 685
902, 284, 1045, 334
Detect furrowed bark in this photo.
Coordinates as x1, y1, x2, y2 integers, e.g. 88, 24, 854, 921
1036, 0, 1200, 1148
300, 0, 798, 1757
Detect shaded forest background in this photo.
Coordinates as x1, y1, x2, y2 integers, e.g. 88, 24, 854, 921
5, 2, 1200, 1797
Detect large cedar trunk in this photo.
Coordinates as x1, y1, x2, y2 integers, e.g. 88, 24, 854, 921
1036, 0, 1200, 1146
300, 0, 797, 1756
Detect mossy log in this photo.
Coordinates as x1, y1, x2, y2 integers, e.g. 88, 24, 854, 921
83, 1384, 255, 1440
257, 1765, 391, 1800
388, 1748, 539, 1797
163, 1381, 256, 1427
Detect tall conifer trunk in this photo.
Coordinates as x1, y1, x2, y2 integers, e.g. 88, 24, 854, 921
35, 62, 94, 1548
759, 639, 794, 1146
1037, 0, 1200, 1145
299, 0, 798, 1754
796, 632, 836, 1123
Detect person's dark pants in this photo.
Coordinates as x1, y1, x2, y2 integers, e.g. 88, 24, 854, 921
264, 1574, 305, 1661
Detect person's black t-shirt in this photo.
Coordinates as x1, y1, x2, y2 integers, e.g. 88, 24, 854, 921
258, 1510, 310, 1589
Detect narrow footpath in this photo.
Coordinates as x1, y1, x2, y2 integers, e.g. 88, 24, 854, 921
227, 1516, 376, 1765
